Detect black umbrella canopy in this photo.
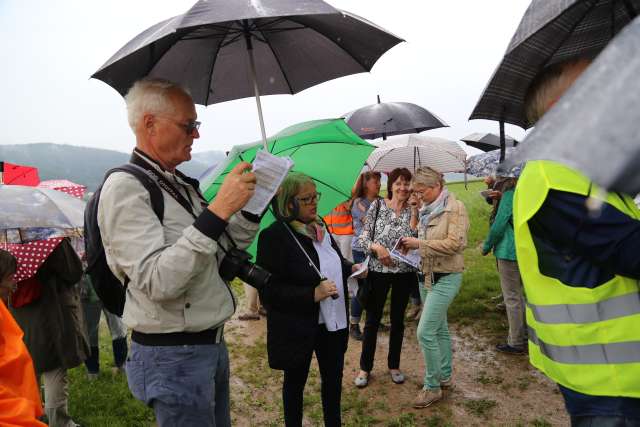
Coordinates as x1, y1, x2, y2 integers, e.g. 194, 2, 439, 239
343, 97, 448, 140
502, 15, 640, 195
460, 132, 518, 152
470, 0, 639, 129
91, 0, 403, 105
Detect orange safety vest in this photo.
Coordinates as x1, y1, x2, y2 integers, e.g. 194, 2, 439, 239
0, 300, 45, 427
323, 201, 354, 235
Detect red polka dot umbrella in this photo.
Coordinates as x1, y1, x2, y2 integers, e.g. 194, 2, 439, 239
38, 180, 87, 199
0, 238, 64, 282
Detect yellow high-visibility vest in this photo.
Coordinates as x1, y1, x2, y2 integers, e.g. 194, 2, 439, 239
514, 160, 640, 397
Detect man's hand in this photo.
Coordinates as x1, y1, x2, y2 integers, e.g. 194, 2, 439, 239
314, 279, 338, 302
208, 162, 256, 220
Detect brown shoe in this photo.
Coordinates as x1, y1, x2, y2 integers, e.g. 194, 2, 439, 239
413, 388, 443, 408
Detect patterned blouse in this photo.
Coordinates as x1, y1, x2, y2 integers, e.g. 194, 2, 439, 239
356, 199, 418, 273
351, 197, 377, 252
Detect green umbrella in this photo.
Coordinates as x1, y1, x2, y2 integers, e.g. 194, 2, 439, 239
199, 118, 374, 257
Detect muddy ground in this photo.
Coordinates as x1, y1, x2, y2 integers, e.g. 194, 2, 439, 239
224, 313, 568, 427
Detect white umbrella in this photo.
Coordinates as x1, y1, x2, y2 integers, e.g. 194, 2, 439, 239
365, 134, 466, 174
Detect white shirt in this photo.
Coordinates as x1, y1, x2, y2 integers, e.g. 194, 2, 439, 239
313, 232, 348, 332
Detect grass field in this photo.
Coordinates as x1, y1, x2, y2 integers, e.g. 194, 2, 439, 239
67, 180, 513, 426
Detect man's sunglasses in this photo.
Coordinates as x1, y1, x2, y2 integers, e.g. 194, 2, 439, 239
157, 116, 201, 135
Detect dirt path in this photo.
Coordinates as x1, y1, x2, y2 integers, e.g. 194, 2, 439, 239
225, 315, 568, 426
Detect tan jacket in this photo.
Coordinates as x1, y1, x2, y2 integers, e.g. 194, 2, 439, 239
418, 193, 469, 278
98, 154, 259, 334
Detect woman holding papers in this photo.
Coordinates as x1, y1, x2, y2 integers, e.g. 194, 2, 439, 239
354, 167, 419, 388
398, 167, 469, 409
256, 172, 366, 427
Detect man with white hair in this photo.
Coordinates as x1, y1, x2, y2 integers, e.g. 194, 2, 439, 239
514, 59, 640, 427
98, 78, 259, 426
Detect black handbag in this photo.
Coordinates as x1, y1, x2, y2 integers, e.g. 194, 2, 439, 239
356, 199, 381, 307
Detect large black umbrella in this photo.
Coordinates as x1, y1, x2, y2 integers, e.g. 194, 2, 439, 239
92, 0, 403, 149
470, 0, 639, 130
343, 95, 448, 140
501, 15, 640, 195
460, 132, 518, 152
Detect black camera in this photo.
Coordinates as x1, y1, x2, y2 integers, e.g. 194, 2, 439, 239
219, 247, 271, 291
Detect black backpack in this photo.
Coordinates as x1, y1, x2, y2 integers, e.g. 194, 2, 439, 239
84, 164, 164, 316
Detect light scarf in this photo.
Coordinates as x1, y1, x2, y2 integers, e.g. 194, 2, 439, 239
290, 216, 327, 242
419, 188, 450, 229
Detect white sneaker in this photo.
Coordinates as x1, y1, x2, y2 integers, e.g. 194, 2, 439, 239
354, 372, 369, 388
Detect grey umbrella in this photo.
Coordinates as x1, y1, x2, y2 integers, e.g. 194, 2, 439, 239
365, 134, 466, 174
0, 185, 85, 231
466, 148, 522, 177
343, 95, 448, 140
470, 0, 639, 130
501, 15, 640, 195
461, 132, 519, 152
91, 0, 403, 149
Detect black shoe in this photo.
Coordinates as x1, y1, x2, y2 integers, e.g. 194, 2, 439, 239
496, 343, 525, 355
350, 324, 363, 341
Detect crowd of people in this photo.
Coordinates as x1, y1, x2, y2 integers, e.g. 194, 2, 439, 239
1, 30, 639, 427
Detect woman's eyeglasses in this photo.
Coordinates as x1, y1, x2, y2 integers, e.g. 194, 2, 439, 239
296, 192, 322, 205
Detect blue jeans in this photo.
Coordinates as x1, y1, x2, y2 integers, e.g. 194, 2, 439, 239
126, 341, 231, 427
350, 250, 366, 323
417, 273, 462, 390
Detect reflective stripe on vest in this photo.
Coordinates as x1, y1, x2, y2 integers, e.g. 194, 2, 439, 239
527, 293, 640, 324
514, 160, 640, 398
323, 203, 353, 235
528, 327, 640, 365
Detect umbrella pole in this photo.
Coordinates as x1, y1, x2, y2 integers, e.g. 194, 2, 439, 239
243, 22, 269, 151
464, 159, 468, 190
499, 120, 506, 163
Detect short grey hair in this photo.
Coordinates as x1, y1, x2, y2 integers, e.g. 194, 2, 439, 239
124, 78, 191, 132
413, 166, 445, 188
524, 58, 592, 124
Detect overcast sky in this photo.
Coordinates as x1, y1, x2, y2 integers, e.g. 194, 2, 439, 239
0, 0, 531, 155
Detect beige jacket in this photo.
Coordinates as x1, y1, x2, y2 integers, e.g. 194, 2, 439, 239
418, 193, 469, 278
98, 154, 259, 334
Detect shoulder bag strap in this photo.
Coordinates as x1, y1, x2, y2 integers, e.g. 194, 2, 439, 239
130, 152, 198, 220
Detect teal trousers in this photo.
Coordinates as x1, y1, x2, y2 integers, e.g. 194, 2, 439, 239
417, 273, 462, 390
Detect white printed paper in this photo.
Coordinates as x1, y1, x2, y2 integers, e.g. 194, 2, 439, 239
244, 151, 294, 215
390, 238, 421, 269
349, 256, 370, 279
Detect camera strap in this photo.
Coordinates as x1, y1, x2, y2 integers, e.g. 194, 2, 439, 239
130, 151, 207, 220
284, 223, 324, 281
